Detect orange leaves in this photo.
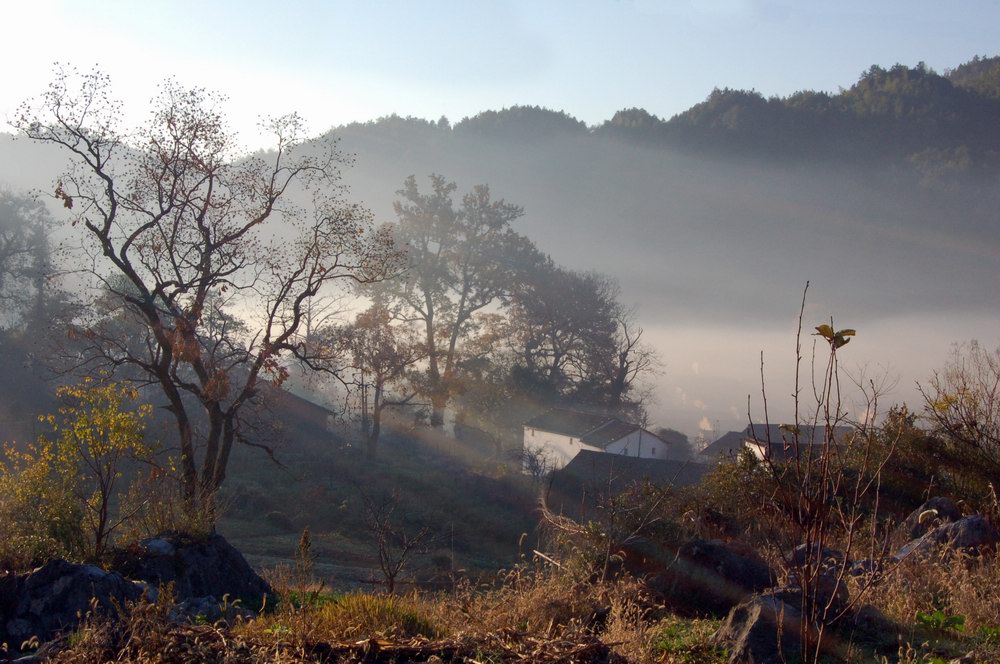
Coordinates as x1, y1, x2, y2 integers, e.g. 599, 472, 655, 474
202, 370, 231, 402
54, 180, 73, 209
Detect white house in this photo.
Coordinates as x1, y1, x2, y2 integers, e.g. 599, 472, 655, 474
700, 424, 853, 462
523, 408, 674, 470
742, 423, 853, 461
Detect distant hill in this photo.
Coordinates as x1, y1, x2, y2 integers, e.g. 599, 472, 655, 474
332, 57, 1000, 172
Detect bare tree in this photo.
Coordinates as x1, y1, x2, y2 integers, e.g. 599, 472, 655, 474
919, 340, 1000, 477
749, 286, 899, 662
597, 307, 661, 415
17, 67, 400, 512
508, 265, 659, 416
358, 486, 433, 594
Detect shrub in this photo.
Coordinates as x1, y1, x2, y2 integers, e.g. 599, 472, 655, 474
116, 465, 216, 544
0, 378, 160, 567
0, 440, 85, 569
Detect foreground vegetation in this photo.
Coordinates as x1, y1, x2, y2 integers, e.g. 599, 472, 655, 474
11, 520, 997, 663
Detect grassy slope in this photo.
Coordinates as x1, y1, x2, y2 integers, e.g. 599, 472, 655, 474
216, 414, 540, 590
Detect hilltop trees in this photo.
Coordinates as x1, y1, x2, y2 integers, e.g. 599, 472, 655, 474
17, 68, 399, 511
507, 263, 658, 417
370, 174, 660, 435
365, 172, 664, 443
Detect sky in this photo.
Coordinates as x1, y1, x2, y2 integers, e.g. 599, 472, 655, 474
3, 0, 999, 149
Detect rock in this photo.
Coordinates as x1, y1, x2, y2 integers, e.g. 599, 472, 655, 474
109, 532, 271, 607
942, 515, 999, 551
789, 543, 844, 570
896, 497, 963, 541
849, 558, 876, 576
141, 538, 176, 557
770, 573, 850, 621
896, 515, 999, 559
711, 593, 803, 663
0, 559, 143, 646
637, 539, 776, 617
169, 595, 255, 624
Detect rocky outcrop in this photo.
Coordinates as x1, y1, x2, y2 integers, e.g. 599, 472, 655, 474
710, 592, 803, 663
109, 532, 271, 607
788, 543, 844, 570
896, 515, 999, 559
895, 496, 963, 541
0, 559, 143, 647
628, 539, 776, 617
941, 515, 999, 550
0, 532, 271, 654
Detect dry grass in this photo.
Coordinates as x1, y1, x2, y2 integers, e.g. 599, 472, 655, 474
40, 558, 719, 663
869, 551, 1000, 633
440, 562, 605, 635
30, 533, 1000, 663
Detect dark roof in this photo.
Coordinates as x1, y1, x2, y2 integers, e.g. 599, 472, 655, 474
700, 424, 854, 460
548, 450, 709, 518
579, 420, 641, 447
257, 383, 337, 439
524, 408, 617, 438
559, 450, 709, 488
744, 424, 854, 461
744, 423, 853, 446
700, 431, 747, 458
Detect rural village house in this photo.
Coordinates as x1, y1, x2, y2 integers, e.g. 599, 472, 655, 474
699, 423, 854, 461
523, 408, 678, 470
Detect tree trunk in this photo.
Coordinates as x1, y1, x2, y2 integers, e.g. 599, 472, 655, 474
200, 406, 224, 492
367, 387, 382, 458
162, 381, 198, 506
430, 395, 446, 427
212, 415, 236, 492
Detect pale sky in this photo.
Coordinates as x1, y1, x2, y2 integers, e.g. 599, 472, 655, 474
3, 0, 999, 149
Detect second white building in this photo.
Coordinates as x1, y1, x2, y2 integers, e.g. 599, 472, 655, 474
523, 408, 675, 470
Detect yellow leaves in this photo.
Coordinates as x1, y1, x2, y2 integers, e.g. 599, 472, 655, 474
49, 379, 152, 461
0, 378, 157, 562
932, 393, 959, 414
814, 324, 856, 350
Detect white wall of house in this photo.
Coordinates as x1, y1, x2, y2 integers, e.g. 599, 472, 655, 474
523, 426, 602, 470
745, 440, 768, 460
604, 430, 666, 459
